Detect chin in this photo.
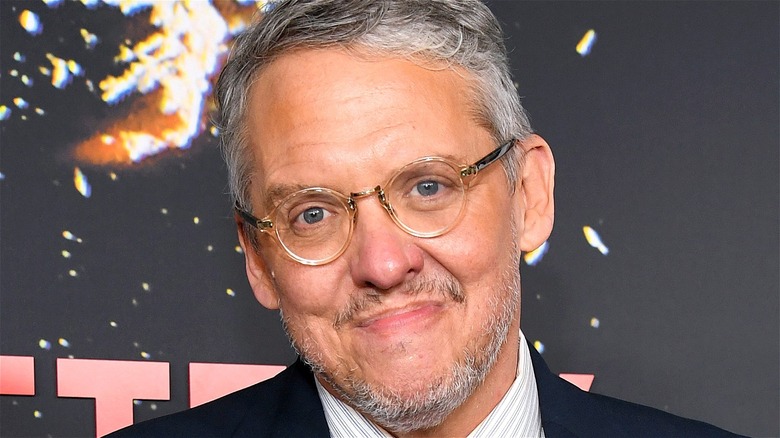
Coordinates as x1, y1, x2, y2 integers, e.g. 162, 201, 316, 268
327, 348, 490, 433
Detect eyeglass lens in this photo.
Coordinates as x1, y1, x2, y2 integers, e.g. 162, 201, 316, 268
275, 159, 467, 263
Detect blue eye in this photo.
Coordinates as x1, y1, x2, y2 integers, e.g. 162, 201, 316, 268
415, 181, 439, 196
301, 207, 325, 224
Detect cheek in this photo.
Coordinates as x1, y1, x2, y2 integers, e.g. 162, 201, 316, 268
431, 195, 517, 284
273, 262, 366, 369
272, 259, 352, 324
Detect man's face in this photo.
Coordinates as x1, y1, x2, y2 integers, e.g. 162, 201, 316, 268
239, 48, 553, 432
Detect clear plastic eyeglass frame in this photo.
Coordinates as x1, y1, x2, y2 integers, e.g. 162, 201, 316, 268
236, 139, 517, 265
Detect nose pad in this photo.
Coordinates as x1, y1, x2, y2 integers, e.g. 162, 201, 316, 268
347, 193, 424, 290
376, 189, 393, 212
349, 187, 394, 221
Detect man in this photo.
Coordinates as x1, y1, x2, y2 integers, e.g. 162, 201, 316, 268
112, 1, 741, 436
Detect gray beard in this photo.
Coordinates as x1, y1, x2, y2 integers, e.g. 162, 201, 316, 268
280, 250, 522, 434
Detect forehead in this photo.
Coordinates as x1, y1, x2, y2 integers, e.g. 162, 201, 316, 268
244, 48, 491, 203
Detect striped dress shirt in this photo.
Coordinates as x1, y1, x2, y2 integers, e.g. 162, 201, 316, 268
315, 331, 544, 437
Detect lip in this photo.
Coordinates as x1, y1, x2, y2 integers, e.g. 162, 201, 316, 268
355, 301, 445, 332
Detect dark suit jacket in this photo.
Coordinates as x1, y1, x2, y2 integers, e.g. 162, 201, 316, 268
110, 343, 742, 437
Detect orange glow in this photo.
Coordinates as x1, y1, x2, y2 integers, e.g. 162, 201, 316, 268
72, 1, 264, 166
75, 90, 190, 165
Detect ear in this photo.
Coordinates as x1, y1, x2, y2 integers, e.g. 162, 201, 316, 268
514, 134, 555, 251
236, 215, 280, 310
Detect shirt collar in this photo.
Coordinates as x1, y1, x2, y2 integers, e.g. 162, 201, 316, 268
315, 331, 544, 437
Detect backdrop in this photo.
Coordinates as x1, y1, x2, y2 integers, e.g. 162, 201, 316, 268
1, 1, 777, 437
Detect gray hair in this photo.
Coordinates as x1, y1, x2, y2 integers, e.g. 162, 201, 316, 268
214, 0, 533, 212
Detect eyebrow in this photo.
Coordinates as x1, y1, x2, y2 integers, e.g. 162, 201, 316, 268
263, 182, 313, 211
259, 151, 471, 212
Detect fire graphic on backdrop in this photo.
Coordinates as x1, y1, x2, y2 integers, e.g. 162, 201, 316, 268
7, 0, 268, 165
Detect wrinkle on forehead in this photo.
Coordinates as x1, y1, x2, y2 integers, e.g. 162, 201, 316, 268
250, 49, 473, 134
244, 48, 491, 211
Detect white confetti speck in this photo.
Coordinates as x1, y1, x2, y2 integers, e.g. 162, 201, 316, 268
46, 53, 82, 89
161, 208, 168, 215
80, 28, 99, 49
67, 59, 83, 75
207, 245, 213, 252
68, 269, 78, 277
583, 225, 609, 255
141, 282, 150, 291
590, 317, 600, 328
193, 216, 200, 224
13, 97, 29, 109
19, 10, 42, 35
74, 167, 92, 198
524, 240, 549, 266
62, 230, 82, 242
109, 321, 118, 328
576, 29, 597, 56
61, 250, 71, 258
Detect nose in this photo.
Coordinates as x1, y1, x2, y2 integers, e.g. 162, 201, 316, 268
347, 196, 424, 290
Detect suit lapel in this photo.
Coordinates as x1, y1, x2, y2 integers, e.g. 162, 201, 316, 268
234, 359, 330, 437
529, 342, 584, 438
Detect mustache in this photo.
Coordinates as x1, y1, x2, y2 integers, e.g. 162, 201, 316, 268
333, 274, 465, 329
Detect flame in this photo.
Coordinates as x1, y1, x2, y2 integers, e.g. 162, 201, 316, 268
70, 0, 265, 166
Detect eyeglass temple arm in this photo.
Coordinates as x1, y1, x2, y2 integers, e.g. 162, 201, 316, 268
460, 138, 516, 177
234, 203, 273, 230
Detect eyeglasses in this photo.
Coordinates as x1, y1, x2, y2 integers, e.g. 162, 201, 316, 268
236, 139, 516, 266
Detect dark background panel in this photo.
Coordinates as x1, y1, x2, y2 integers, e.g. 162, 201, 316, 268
494, 2, 779, 435
1, 1, 777, 437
